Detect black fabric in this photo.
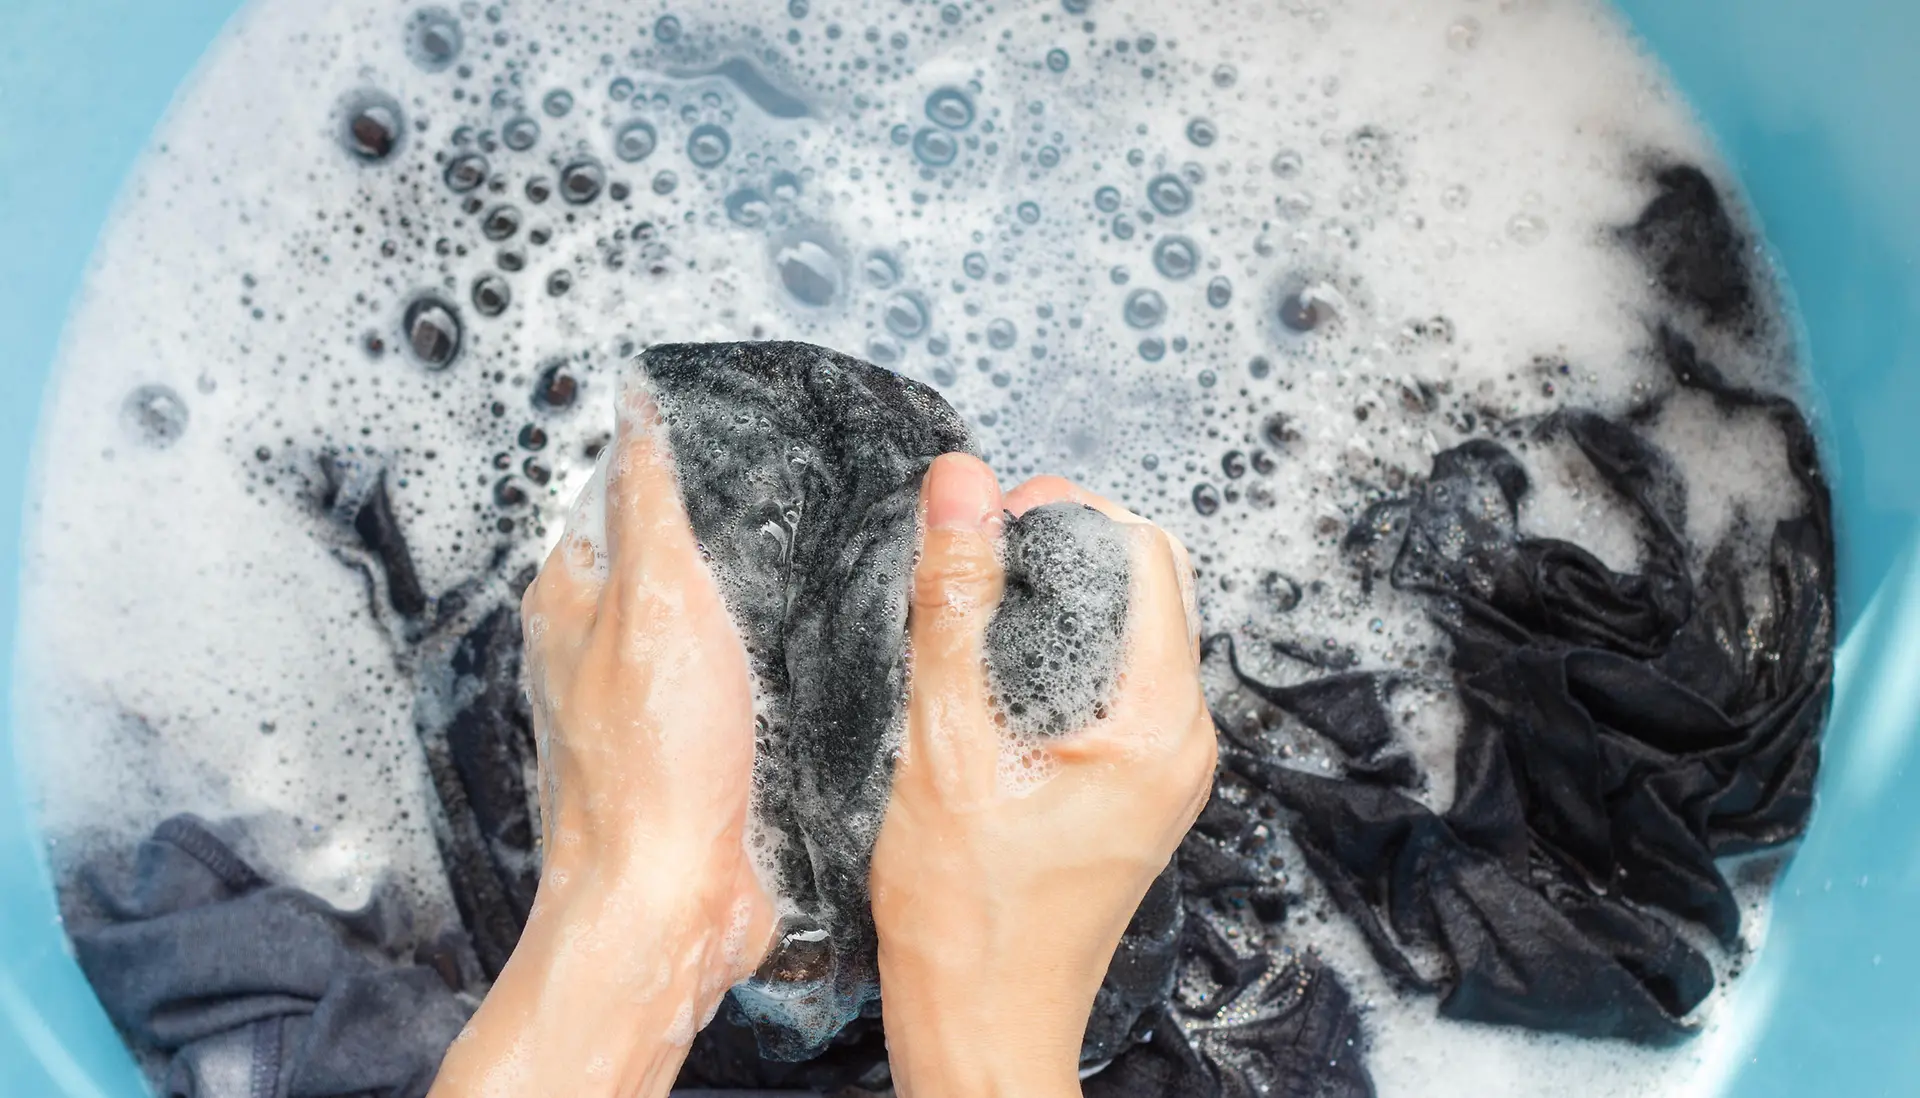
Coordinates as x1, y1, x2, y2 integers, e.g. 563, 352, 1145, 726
72, 816, 472, 1098
1082, 783, 1375, 1098
640, 341, 1147, 1063
1621, 164, 1755, 328
421, 603, 542, 978
320, 453, 428, 620
1208, 635, 1416, 789
1221, 332, 1834, 1043
319, 448, 545, 983
640, 341, 972, 1058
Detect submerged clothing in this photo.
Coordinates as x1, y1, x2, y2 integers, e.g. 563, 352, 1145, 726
65, 163, 1832, 1097
1217, 336, 1832, 1044
1200, 162, 1834, 1046
71, 815, 473, 1098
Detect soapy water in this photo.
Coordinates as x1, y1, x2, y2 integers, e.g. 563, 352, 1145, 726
15, 0, 1815, 1092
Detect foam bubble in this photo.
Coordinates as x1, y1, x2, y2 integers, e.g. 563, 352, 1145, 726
986, 503, 1131, 739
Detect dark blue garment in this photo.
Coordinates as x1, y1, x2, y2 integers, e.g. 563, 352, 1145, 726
72, 816, 473, 1098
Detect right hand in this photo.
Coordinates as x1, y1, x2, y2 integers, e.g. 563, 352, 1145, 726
870, 455, 1218, 1098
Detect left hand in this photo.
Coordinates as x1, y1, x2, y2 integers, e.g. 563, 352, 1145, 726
429, 384, 776, 1098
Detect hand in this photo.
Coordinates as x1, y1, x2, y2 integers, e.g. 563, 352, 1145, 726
429, 386, 775, 1098
870, 456, 1218, 1098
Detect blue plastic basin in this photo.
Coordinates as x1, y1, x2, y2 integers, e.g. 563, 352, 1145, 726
3, 1, 1917, 1094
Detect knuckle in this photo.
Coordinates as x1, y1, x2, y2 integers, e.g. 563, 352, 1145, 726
1144, 525, 1181, 570
912, 537, 999, 612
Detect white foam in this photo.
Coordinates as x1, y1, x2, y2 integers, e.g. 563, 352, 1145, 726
16, 0, 1813, 1092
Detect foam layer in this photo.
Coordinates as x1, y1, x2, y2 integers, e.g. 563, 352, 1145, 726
17, 0, 1813, 1093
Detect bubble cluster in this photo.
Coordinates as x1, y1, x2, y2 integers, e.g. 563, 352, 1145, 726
987, 503, 1131, 738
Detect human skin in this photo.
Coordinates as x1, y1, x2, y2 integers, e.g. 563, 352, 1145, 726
428, 394, 1215, 1098
871, 458, 1217, 1098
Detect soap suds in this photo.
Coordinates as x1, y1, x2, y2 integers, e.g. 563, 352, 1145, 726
18, 0, 1813, 1093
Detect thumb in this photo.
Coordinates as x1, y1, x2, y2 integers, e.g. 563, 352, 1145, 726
904, 453, 1005, 792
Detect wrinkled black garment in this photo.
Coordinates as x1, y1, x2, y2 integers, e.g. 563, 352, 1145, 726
320, 450, 543, 982
1222, 339, 1834, 1043
688, 762, 1377, 1098
1621, 163, 1755, 330
1081, 779, 1375, 1098
639, 341, 975, 1059
1208, 638, 1418, 789
71, 815, 473, 1098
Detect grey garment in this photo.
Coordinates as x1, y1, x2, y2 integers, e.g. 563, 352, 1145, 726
639, 342, 1143, 1064
72, 815, 473, 1098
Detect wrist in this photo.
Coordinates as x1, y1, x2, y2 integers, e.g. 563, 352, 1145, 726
880, 955, 1087, 1098
429, 855, 765, 1098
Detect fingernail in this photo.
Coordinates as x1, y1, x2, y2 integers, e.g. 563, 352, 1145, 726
925, 453, 999, 530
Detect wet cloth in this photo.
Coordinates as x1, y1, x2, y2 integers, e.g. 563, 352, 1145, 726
71, 815, 473, 1098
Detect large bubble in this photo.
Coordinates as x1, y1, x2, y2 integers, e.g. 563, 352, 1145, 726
502, 116, 540, 151
615, 120, 659, 162
727, 187, 772, 227
925, 87, 975, 129
883, 293, 929, 338
405, 7, 462, 71
1152, 236, 1198, 280
1146, 174, 1192, 215
912, 126, 958, 166
402, 295, 463, 368
775, 233, 844, 307
443, 153, 488, 193
688, 124, 733, 168
340, 91, 403, 162
1123, 288, 1167, 329
471, 275, 511, 317
559, 158, 605, 204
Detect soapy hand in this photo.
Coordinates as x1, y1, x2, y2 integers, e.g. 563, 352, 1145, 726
871, 455, 1218, 1098
429, 387, 775, 1098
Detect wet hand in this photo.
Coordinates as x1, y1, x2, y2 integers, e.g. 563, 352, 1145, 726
870, 455, 1217, 1098
430, 386, 775, 1098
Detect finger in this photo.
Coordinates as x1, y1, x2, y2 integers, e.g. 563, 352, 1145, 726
1002, 475, 1145, 523
604, 380, 703, 582
1123, 523, 1202, 680
1163, 530, 1201, 661
1056, 523, 1203, 766
524, 531, 604, 650
904, 453, 1006, 796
